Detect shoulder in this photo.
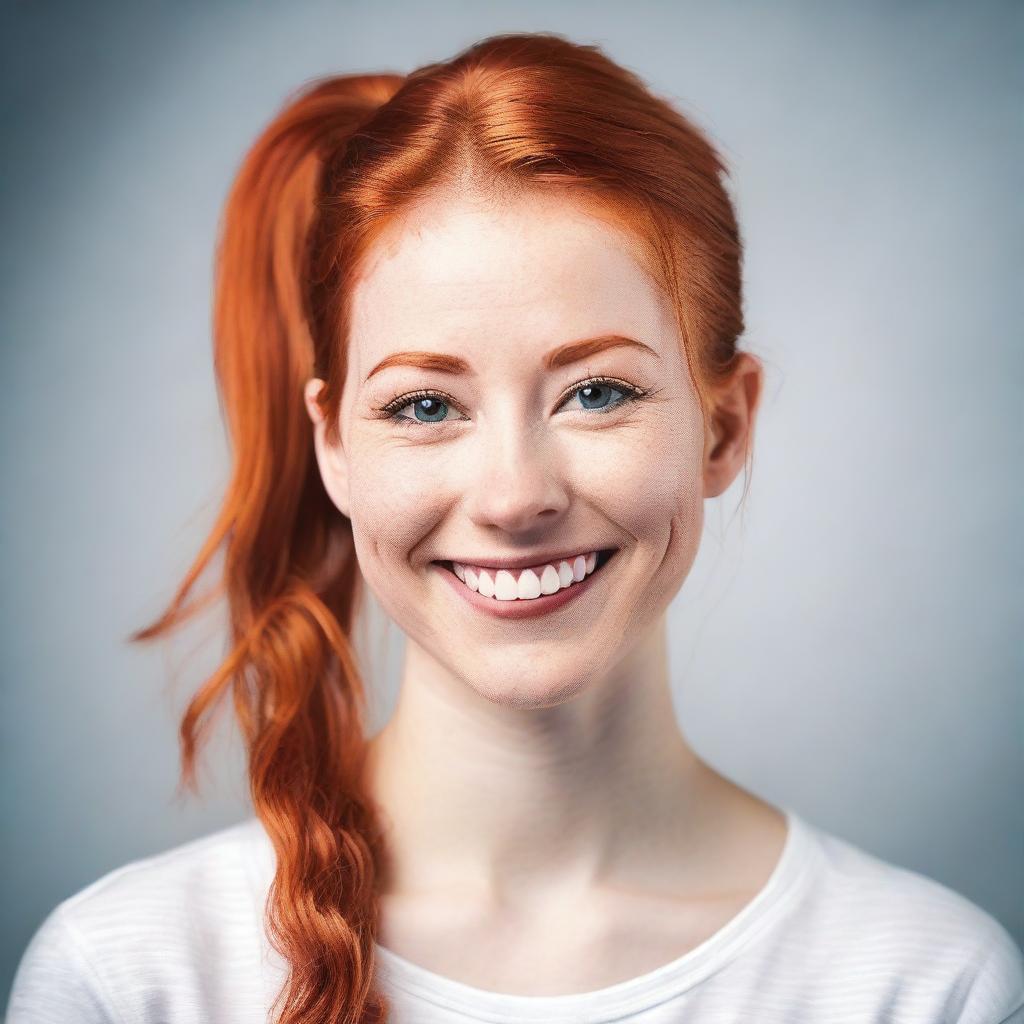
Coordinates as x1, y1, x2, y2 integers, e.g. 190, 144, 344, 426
56, 815, 265, 928
42, 815, 266, 952
5, 817, 271, 1024
789, 816, 1024, 1023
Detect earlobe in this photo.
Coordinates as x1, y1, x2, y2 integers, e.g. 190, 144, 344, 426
701, 353, 762, 500
702, 419, 731, 500
304, 377, 352, 519
303, 377, 327, 426
703, 415, 743, 499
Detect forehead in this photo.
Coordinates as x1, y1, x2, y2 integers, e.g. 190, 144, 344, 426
348, 189, 675, 374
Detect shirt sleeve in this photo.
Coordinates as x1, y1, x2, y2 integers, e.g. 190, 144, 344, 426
954, 918, 1024, 1024
5, 905, 123, 1024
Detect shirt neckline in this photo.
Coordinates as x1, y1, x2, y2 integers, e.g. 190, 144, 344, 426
371, 805, 819, 1022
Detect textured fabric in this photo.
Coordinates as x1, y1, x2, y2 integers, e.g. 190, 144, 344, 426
6, 808, 1023, 1023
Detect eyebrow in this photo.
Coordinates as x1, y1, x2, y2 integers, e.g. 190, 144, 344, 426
363, 334, 659, 383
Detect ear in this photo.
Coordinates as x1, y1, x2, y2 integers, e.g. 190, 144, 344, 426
304, 377, 352, 519
702, 352, 763, 499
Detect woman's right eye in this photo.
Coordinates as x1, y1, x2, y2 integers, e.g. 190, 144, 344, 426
380, 391, 464, 427
395, 395, 451, 423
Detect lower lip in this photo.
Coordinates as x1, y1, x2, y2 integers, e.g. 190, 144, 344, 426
433, 554, 614, 620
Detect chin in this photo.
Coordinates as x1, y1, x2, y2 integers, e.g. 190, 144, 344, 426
455, 651, 604, 710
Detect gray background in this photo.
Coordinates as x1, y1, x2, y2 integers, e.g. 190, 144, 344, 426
2, 0, 1021, 1004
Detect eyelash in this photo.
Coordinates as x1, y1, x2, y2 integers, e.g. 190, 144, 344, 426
377, 377, 651, 428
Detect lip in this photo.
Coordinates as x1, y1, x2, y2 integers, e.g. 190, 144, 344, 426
433, 549, 617, 620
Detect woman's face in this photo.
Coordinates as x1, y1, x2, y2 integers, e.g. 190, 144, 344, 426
306, 187, 713, 706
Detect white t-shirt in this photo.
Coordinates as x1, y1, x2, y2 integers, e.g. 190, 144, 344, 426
6, 807, 1023, 1024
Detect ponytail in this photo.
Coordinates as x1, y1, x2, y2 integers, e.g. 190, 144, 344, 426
131, 74, 404, 1024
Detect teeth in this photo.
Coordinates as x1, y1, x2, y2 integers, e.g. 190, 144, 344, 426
517, 569, 542, 600
449, 551, 606, 602
494, 570, 517, 601
540, 565, 561, 595
477, 569, 495, 598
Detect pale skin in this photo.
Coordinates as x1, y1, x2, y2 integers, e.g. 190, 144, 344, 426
303, 182, 787, 995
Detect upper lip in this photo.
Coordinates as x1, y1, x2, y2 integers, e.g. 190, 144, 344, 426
435, 548, 614, 572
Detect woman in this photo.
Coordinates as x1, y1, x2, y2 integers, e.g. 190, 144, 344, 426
7, 30, 1023, 1024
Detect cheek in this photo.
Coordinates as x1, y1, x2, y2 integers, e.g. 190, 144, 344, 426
580, 405, 704, 539
606, 438, 701, 536
580, 409, 705, 615
348, 449, 428, 546
343, 440, 448, 615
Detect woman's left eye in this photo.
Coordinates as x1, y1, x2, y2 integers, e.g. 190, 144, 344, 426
560, 380, 636, 414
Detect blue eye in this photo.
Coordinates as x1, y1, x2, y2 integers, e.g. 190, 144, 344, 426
566, 381, 628, 412
379, 377, 647, 428
381, 391, 464, 426
406, 396, 450, 422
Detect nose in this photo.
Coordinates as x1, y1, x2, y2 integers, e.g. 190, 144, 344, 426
464, 412, 570, 535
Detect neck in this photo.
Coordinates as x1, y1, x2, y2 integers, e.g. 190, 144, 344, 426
364, 614, 722, 909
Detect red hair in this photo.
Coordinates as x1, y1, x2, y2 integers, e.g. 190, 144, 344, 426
131, 30, 747, 1024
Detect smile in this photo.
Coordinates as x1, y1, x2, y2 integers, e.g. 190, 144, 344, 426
432, 549, 617, 619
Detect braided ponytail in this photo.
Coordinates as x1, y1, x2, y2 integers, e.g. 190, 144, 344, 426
131, 74, 404, 1024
